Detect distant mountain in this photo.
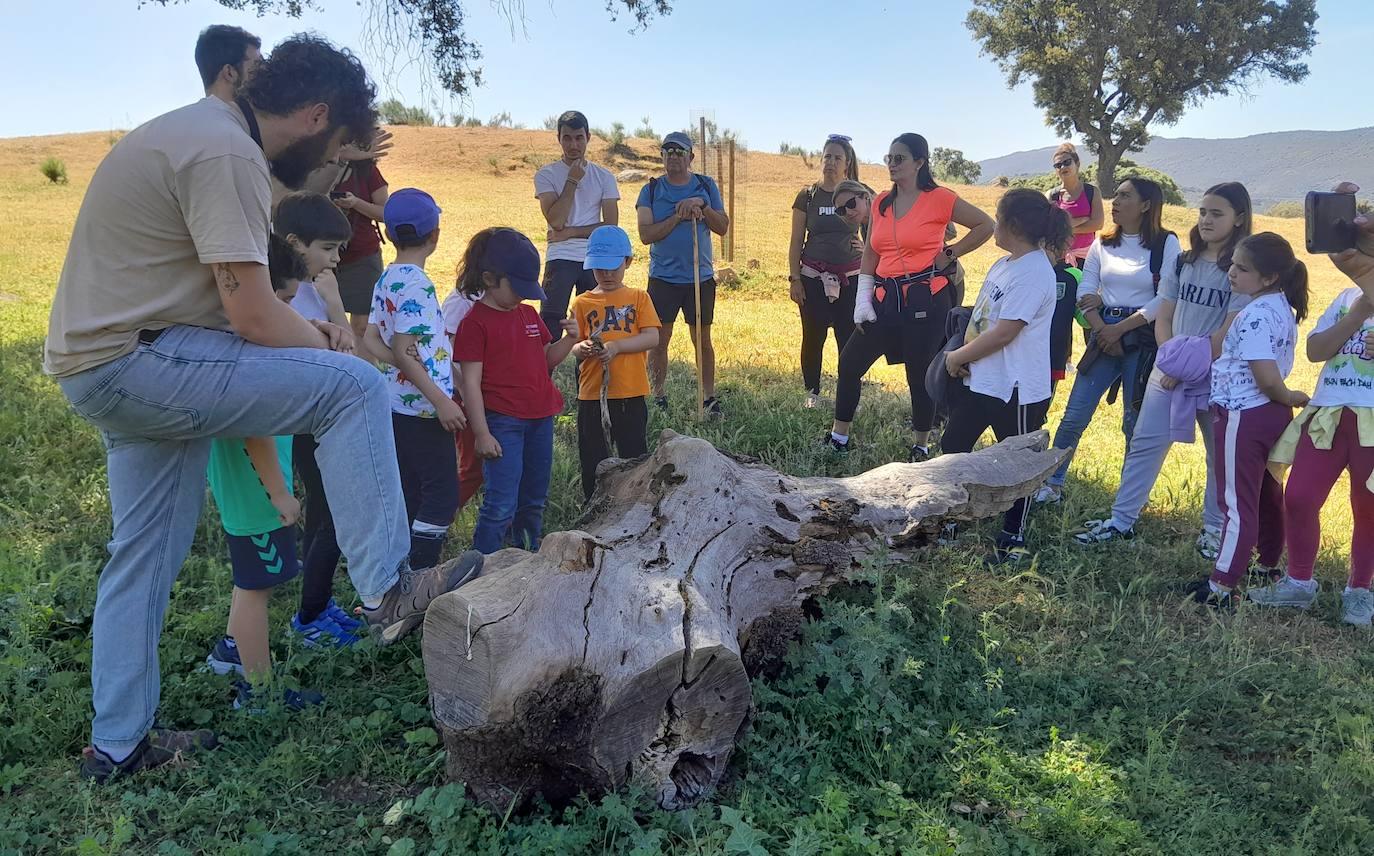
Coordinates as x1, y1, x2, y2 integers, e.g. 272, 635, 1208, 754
977, 127, 1374, 207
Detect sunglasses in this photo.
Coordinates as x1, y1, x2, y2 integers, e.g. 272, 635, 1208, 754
827, 133, 852, 143
835, 196, 861, 213
883, 153, 911, 166
661, 146, 689, 156
1053, 160, 1075, 170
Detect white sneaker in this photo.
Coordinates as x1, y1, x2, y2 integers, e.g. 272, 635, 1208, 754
1247, 575, 1318, 610
804, 392, 820, 409
1342, 588, 1374, 626
1073, 519, 1135, 545
1196, 528, 1221, 561
1033, 485, 1063, 504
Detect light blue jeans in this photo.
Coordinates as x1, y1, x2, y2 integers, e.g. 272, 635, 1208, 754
57, 326, 409, 754
1048, 336, 1147, 487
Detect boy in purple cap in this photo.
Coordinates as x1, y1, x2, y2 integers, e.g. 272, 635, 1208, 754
364, 188, 465, 569
453, 228, 579, 553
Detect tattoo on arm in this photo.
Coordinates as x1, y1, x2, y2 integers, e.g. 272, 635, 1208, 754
213, 264, 242, 296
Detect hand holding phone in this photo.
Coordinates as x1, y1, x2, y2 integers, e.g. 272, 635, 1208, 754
1306, 191, 1357, 254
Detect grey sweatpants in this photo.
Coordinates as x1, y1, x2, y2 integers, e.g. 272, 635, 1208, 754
1108, 369, 1222, 533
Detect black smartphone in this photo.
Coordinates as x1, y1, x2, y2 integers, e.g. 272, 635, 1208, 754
329, 191, 347, 200
1305, 191, 1357, 254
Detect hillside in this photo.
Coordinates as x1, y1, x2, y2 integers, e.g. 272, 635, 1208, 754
977, 127, 1374, 207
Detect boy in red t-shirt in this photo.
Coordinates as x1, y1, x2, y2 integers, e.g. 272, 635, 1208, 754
453, 228, 578, 553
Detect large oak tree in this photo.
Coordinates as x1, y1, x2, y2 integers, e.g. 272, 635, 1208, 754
967, 0, 1317, 196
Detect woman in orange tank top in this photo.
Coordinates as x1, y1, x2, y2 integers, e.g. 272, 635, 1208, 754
825, 133, 994, 461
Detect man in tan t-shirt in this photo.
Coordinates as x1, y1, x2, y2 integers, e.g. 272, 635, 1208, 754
47, 35, 483, 783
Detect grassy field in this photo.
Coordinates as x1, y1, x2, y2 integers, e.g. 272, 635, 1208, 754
2, 126, 1373, 854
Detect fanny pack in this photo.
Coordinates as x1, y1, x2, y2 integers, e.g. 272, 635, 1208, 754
873, 268, 949, 326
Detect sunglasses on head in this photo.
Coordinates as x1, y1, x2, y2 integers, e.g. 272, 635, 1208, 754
827, 133, 852, 143
661, 145, 688, 156
883, 153, 910, 166
1053, 160, 1075, 170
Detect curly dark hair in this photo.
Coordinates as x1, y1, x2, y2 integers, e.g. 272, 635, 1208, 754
243, 34, 377, 145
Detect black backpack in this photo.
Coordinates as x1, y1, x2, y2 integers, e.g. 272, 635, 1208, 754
646, 173, 711, 206
1050, 183, 1096, 208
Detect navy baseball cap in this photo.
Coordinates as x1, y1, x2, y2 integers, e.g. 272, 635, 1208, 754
583, 225, 633, 270
481, 229, 544, 300
661, 131, 693, 152
383, 188, 441, 242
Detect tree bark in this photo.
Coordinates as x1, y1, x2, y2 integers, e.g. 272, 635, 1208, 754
422, 429, 1066, 813
1094, 143, 1126, 198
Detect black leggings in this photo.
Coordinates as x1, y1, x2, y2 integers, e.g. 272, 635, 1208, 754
293, 434, 341, 624
834, 284, 952, 432
799, 274, 856, 394
940, 385, 1050, 540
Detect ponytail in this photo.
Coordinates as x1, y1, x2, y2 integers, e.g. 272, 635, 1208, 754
457, 226, 504, 297
996, 188, 1073, 255
1238, 232, 1310, 323
878, 132, 939, 215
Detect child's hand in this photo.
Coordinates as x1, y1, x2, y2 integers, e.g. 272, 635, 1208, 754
572, 340, 598, 359
435, 398, 467, 433
945, 351, 969, 378
272, 493, 301, 527
598, 340, 621, 365
1159, 374, 1179, 391
475, 432, 503, 460
1286, 389, 1311, 408
559, 317, 580, 338
1363, 329, 1374, 350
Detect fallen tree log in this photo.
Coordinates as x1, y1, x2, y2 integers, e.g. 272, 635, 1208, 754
422, 430, 1065, 812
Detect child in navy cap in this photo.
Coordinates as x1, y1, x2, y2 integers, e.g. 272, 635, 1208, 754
567, 225, 661, 499
452, 228, 578, 553
363, 188, 464, 570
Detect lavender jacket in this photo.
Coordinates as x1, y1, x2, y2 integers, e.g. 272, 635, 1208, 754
1155, 335, 1213, 443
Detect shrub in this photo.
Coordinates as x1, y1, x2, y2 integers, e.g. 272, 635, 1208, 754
932, 147, 982, 184
487, 156, 501, 176
487, 111, 513, 129
633, 116, 656, 139
378, 98, 435, 126
609, 122, 626, 148
590, 126, 609, 141
39, 157, 67, 184
542, 115, 559, 131
1265, 201, 1303, 219
106, 129, 126, 148
995, 175, 1010, 187
463, 116, 483, 128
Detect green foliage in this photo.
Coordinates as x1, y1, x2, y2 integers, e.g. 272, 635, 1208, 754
932, 147, 982, 184
609, 121, 626, 148
378, 98, 435, 127
39, 157, 67, 184
634, 115, 657, 140
144, 0, 673, 96
1011, 158, 1185, 205
486, 111, 513, 129
967, 0, 1317, 194
1267, 200, 1304, 218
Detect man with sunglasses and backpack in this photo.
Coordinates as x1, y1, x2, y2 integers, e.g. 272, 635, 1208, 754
638, 131, 730, 416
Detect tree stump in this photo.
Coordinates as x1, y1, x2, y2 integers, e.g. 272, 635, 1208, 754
422, 430, 1065, 812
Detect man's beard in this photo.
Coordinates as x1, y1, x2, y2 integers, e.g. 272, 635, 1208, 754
270, 129, 334, 189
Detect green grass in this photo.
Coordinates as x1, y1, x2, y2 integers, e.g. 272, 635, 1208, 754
3, 129, 1374, 854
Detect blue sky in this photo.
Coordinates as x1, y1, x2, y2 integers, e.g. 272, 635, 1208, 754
0, 0, 1366, 161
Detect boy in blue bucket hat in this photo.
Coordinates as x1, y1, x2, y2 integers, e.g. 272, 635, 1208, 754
568, 225, 662, 499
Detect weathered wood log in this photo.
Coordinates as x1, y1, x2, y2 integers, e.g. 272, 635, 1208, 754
422, 430, 1065, 812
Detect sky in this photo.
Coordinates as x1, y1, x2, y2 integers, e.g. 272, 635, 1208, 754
0, 0, 1368, 162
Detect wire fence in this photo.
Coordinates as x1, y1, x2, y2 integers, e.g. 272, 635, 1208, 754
689, 109, 748, 267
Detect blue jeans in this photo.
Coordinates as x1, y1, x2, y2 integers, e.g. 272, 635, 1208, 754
1048, 335, 1147, 487
56, 326, 409, 754
473, 413, 554, 554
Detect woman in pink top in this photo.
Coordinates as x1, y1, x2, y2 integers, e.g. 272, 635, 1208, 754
1049, 143, 1104, 267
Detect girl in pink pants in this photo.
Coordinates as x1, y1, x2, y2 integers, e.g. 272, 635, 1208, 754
1252, 285, 1374, 624
1186, 233, 1309, 610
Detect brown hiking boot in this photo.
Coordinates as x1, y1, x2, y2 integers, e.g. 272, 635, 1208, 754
80, 727, 219, 783
362, 550, 483, 645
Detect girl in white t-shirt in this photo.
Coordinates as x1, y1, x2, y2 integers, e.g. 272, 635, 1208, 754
1187, 232, 1309, 610
942, 189, 1065, 564
1252, 281, 1374, 623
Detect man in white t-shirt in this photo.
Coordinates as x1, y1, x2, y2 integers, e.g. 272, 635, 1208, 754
534, 110, 620, 341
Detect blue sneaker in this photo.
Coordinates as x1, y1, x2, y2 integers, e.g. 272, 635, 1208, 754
206, 636, 244, 676
232, 680, 324, 714
322, 600, 365, 636
291, 610, 358, 649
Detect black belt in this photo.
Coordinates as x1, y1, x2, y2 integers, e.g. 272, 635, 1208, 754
1101, 306, 1140, 319
137, 328, 165, 344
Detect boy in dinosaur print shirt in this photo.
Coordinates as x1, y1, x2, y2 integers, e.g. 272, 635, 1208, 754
364, 188, 463, 570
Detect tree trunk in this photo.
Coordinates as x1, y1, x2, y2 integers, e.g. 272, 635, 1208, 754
1094, 143, 1127, 198
422, 430, 1066, 813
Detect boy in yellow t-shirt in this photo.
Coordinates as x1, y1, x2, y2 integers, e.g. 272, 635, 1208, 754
569, 226, 662, 499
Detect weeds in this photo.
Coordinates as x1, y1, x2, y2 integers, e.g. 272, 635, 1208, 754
39, 157, 67, 184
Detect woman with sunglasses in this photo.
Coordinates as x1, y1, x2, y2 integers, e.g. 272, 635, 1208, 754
1049, 143, 1104, 267
788, 135, 864, 408
826, 133, 994, 460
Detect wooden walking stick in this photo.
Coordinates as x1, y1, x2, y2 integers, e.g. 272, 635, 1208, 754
691, 216, 706, 422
